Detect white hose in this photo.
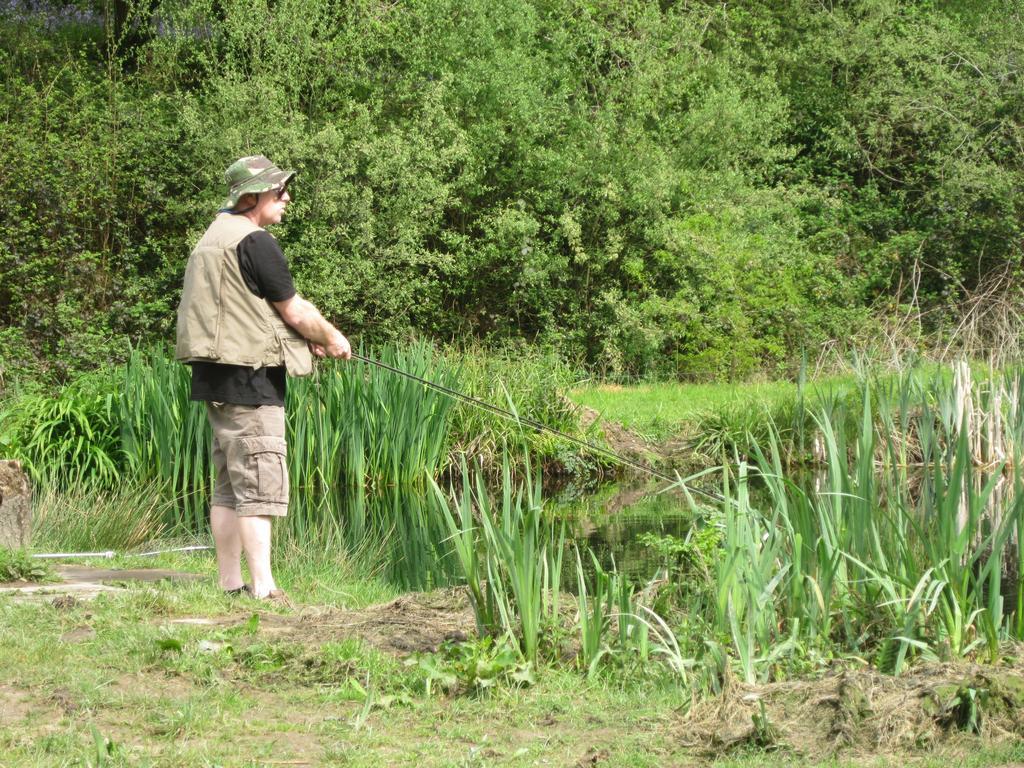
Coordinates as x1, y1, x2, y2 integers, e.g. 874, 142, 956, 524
31, 545, 212, 559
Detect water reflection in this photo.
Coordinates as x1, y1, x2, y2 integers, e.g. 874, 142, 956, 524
552, 481, 694, 588
293, 453, 1024, 598
295, 477, 697, 592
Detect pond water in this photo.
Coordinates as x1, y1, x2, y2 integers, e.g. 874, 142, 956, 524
550, 480, 696, 587
313, 475, 700, 592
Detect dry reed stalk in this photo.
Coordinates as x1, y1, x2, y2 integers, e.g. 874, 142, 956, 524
1010, 375, 1020, 465
954, 360, 972, 533
989, 359, 1004, 465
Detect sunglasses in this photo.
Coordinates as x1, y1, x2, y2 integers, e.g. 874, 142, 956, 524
274, 186, 290, 200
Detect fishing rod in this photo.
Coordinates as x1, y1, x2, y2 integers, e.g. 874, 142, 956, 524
347, 352, 727, 504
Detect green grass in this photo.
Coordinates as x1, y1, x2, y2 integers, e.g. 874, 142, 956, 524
3, 542, 1022, 767
569, 372, 880, 448
0, 542, 684, 765
711, 746, 1024, 768
570, 380, 805, 442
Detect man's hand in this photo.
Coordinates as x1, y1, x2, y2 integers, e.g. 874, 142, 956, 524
274, 295, 351, 360
324, 332, 352, 360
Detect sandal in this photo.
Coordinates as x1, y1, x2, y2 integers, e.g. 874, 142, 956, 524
226, 584, 293, 608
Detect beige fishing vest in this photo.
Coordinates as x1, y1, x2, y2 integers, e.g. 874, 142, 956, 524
175, 214, 313, 376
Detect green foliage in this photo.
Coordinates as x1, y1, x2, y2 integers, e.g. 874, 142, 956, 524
0, 548, 53, 582
0, 379, 123, 487
944, 685, 986, 734
4, 1, 1019, 386
411, 636, 534, 696
750, 700, 783, 750
638, 530, 718, 572
638, 527, 720, 615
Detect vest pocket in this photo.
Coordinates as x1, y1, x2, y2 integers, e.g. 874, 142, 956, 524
280, 335, 313, 377
272, 320, 313, 377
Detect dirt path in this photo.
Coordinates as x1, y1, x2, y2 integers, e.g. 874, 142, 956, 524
580, 406, 662, 464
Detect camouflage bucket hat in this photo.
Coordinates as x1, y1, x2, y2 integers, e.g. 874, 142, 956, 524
223, 155, 296, 209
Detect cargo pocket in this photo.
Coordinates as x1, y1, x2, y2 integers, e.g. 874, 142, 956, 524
240, 436, 289, 503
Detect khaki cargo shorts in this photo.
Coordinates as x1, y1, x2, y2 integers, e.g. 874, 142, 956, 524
206, 403, 289, 517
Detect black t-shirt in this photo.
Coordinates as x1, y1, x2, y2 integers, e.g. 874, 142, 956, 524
190, 229, 298, 406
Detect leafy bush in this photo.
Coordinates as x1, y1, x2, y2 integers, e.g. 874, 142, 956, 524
4, 1, 1019, 386
411, 636, 534, 696
0, 381, 123, 486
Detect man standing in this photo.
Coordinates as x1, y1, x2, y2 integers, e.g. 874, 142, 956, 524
175, 155, 351, 601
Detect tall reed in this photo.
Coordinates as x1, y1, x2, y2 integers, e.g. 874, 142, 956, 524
287, 341, 458, 492
708, 362, 1024, 681
32, 479, 170, 552
576, 548, 611, 675
120, 342, 461, 540
120, 346, 210, 530
433, 452, 564, 665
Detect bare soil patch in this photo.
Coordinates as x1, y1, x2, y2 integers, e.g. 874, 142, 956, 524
578, 406, 704, 475
579, 406, 671, 470
0, 683, 36, 722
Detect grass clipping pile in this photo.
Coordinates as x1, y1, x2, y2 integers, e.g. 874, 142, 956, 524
682, 661, 1024, 760
261, 589, 476, 655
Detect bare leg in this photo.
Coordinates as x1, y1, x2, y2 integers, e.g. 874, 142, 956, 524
210, 505, 244, 590
237, 515, 277, 597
